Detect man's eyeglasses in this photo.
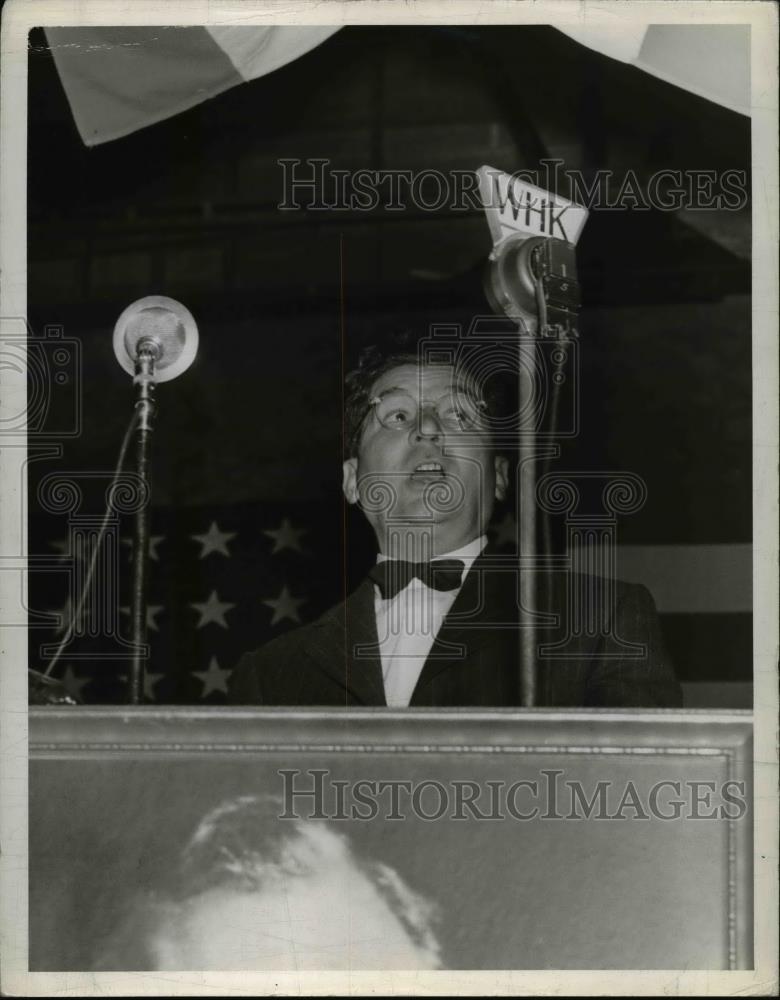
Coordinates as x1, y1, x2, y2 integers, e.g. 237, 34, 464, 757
368, 388, 489, 434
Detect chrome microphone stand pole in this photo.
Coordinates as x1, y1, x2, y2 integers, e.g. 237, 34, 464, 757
485, 238, 543, 707
517, 336, 537, 707
113, 295, 199, 706
128, 340, 159, 705
485, 234, 581, 707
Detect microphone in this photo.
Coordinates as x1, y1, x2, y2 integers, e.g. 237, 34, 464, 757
113, 295, 198, 382
477, 165, 587, 337
477, 165, 589, 709
484, 232, 582, 337
111, 295, 199, 704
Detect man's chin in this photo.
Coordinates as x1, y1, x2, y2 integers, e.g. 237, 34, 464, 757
377, 498, 446, 529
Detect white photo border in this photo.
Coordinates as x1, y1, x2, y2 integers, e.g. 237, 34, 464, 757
1, 1, 777, 995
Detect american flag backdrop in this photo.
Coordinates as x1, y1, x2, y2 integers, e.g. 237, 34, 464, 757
28, 499, 352, 704
28, 496, 521, 705
27, 494, 752, 707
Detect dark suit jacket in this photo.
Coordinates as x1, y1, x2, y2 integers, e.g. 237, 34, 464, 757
229, 549, 682, 708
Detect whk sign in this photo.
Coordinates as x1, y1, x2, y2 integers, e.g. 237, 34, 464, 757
478, 164, 589, 249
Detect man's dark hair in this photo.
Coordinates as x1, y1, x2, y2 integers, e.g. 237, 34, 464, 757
343, 331, 511, 459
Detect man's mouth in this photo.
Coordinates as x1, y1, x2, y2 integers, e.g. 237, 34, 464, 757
411, 462, 446, 479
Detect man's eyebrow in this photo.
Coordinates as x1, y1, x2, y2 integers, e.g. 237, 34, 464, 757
372, 385, 406, 398
372, 382, 476, 398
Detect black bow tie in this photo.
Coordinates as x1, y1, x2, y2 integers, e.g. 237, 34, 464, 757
369, 558, 465, 599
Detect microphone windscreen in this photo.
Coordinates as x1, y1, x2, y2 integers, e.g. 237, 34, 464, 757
113, 296, 198, 382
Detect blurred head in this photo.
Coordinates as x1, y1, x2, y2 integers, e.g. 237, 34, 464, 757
98, 796, 441, 971
343, 341, 509, 556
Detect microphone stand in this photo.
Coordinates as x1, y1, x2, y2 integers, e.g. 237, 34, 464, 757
485, 235, 581, 707
128, 340, 159, 705
111, 295, 199, 705
517, 337, 537, 708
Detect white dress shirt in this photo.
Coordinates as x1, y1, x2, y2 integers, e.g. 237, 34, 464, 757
373, 535, 488, 707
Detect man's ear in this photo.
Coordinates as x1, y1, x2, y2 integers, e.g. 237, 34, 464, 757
493, 454, 509, 502
342, 458, 359, 505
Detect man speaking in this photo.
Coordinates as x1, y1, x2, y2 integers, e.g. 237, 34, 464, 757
229, 339, 682, 709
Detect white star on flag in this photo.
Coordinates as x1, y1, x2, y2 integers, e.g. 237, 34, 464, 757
61, 664, 89, 701
120, 604, 165, 632
490, 511, 517, 548
143, 669, 165, 702
191, 590, 236, 629
193, 656, 231, 697
191, 521, 236, 558
263, 584, 306, 625
121, 535, 165, 561
264, 517, 307, 554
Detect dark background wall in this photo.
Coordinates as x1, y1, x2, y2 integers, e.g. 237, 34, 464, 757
25, 25, 752, 704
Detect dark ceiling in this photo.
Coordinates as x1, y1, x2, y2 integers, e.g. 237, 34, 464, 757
27, 24, 750, 331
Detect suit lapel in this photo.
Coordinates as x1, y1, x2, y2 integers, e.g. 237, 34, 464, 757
308, 580, 387, 706
306, 548, 559, 706
410, 546, 518, 699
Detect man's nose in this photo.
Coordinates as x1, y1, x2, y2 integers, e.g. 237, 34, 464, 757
411, 404, 443, 440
